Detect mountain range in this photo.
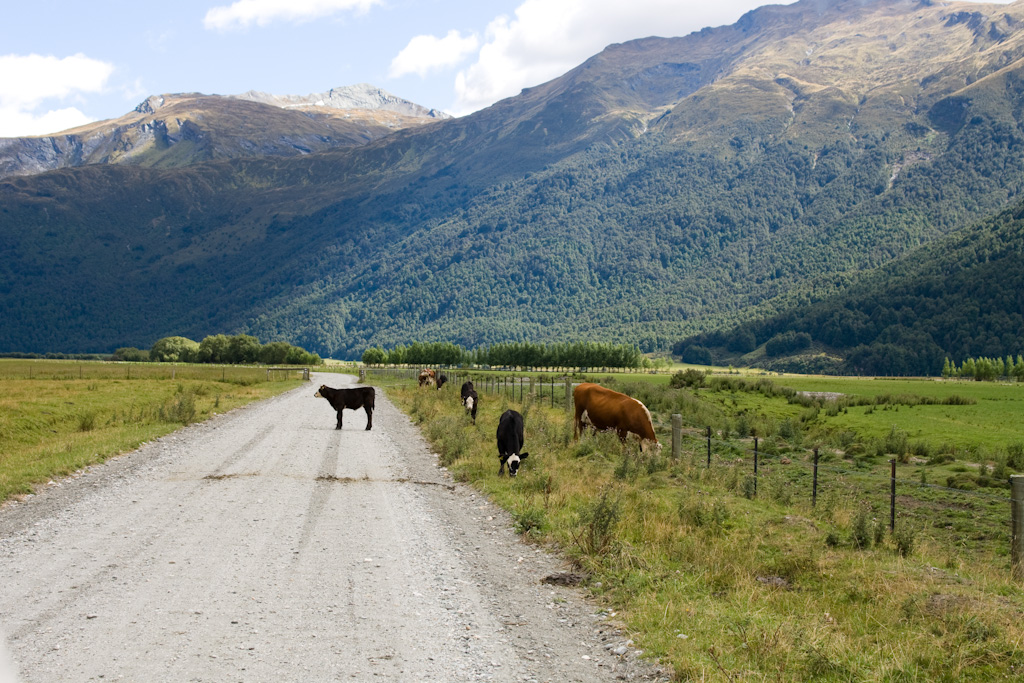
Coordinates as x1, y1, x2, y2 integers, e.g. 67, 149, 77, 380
3, 0, 1024, 368
0, 84, 444, 179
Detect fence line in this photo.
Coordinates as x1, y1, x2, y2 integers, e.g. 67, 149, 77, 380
365, 366, 1019, 577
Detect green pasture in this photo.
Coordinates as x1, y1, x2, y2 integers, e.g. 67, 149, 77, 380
0, 360, 305, 503
373, 369, 1024, 682
455, 368, 1024, 454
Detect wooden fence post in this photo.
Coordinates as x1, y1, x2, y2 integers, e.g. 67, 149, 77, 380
1012, 476, 1024, 580
565, 378, 573, 413
671, 414, 682, 460
753, 437, 759, 497
890, 459, 897, 532
812, 448, 819, 507
706, 426, 712, 467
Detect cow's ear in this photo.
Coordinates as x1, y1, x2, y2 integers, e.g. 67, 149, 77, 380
520, 452, 529, 460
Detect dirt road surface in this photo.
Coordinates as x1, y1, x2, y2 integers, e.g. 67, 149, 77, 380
0, 374, 668, 682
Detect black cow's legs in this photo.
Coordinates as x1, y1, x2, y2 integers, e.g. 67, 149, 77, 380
364, 407, 373, 430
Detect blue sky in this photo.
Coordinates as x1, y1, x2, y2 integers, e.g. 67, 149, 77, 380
0, 0, 1012, 137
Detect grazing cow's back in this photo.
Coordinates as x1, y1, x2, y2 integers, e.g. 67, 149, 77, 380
314, 385, 375, 430
573, 382, 658, 449
496, 409, 529, 476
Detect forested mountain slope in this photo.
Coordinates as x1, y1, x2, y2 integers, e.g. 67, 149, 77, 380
676, 197, 1024, 376
3, 0, 1024, 358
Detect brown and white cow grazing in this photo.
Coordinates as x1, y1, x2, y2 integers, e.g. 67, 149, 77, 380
573, 382, 660, 450
418, 369, 436, 387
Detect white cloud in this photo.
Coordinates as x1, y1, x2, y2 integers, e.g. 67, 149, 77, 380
389, 30, 479, 79
0, 53, 113, 137
204, 0, 381, 31
449, 0, 803, 115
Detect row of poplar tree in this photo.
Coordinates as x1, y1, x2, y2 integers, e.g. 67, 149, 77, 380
942, 355, 1024, 381
361, 340, 646, 369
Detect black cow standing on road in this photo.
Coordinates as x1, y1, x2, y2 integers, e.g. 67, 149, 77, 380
496, 409, 529, 477
314, 385, 375, 430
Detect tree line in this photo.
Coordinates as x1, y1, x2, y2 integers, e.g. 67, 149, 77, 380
114, 334, 322, 365
943, 355, 1024, 381
361, 340, 646, 369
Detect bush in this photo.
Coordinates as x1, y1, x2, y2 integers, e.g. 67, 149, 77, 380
512, 506, 547, 536
575, 489, 621, 556
851, 508, 873, 549
670, 368, 707, 389
893, 525, 917, 557
160, 389, 197, 424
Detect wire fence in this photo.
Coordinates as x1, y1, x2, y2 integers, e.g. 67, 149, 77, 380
367, 366, 1021, 573
0, 359, 310, 383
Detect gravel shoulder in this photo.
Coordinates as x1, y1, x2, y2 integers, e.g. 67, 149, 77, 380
0, 373, 668, 682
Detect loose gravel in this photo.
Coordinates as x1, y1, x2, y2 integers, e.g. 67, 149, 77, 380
0, 374, 669, 682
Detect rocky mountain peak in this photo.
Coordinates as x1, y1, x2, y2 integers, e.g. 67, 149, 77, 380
232, 83, 451, 120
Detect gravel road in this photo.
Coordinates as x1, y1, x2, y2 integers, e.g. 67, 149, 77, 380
0, 374, 668, 682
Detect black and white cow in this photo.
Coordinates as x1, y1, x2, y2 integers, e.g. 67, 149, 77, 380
461, 381, 478, 424
314, 384, 375, 430
496, 409, 529, 477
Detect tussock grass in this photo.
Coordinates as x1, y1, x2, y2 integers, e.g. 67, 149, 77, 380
382, 375, 1024, 682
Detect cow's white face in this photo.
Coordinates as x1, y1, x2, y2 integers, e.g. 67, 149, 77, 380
506, 455, 521, 476
464, 396, 475, 411
506, 451, 528, 477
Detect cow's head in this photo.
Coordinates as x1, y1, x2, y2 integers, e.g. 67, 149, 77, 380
314, 385, 327, 398
641, 439, 663, 454
463, 395, 475, 411
506, 452, 529, 477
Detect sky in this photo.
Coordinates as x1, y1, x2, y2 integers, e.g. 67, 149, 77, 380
0, 0, 1014, 138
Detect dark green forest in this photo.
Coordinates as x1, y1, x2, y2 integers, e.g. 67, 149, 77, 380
676, 200, 1024, 376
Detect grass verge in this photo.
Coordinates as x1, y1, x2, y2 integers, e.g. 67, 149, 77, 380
0, 360, 305, 503
379, 371, 1024, 682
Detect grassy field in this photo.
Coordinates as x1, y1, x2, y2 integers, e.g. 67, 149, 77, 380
0, 360, 307, 503
372, 367, 1024, 682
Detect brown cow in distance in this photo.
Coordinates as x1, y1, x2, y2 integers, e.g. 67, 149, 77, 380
573, 382, 660, 451
418, 369, 436, 387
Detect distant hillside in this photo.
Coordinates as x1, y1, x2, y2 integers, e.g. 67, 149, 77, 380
4, 0, 1024, 359
676, 198, 1024, 376
0, 86, 442, 179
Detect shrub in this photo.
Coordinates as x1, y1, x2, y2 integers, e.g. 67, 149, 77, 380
670, 368, 707, 389
893, 525, 917, 557
851, 508, 873, 549
160, 390, 197, 424
575, 489, 621, 556
77, 410, 98, 432
512, 506, 547, 536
